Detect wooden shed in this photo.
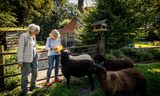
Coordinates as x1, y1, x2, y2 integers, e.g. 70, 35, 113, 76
58, 18, 78, 47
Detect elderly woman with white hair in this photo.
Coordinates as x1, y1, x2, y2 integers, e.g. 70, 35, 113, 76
44, 29, 63, 87
17, 23, 40, 96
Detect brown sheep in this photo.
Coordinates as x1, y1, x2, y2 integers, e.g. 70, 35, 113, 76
93, 54, 134, 71
91, 64, 147, 96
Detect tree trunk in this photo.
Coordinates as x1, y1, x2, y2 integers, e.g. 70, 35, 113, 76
0, 45, 5, 89
78, 0, 84, 13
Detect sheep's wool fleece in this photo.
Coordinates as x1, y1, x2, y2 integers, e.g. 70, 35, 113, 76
69, 54, 92, 61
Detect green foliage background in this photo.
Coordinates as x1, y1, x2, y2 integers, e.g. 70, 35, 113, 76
0, 0, 77, 41
76, 0, 160, 49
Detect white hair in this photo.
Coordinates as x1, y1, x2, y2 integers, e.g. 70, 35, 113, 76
28, 23, 40, 33
49, 29, 60, 38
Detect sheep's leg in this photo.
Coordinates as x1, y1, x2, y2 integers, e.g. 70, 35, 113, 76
137, 79, 147, 96
66, 75, 71, 89
88, 74, 94, 91
105, 92, 111, 96
62, 69, 71, 89
105, 93, 110, 96
140, 89, 147, 96
138, 86, 147, 96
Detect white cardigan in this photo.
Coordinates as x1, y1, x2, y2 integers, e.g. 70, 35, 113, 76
17, 32, 36, 63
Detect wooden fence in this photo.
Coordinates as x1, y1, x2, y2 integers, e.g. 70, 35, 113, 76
0, 44, 97, 91
1, 44, 159, 91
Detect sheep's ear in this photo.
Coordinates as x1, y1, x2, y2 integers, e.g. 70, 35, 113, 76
67, 52, 72, 55
99, 61, 104, 65
61, 48, 67, 53
63, 48, 67, 50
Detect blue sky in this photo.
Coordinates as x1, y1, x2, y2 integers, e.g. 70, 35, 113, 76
68, 0, 95, 7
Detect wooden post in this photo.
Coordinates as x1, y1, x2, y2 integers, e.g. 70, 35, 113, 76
101, 32, 105, 55
91, 19, 107, 56
0, 45, 5, 89
65, 33, 68, 47
96, 32, 105, 55
96, 34, 101, 54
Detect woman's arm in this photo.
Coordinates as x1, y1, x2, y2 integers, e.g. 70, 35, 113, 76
45, 37, 51, 50
17, 34, 25, 63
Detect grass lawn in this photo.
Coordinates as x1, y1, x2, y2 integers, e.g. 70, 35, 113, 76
134, 42, 154, 48
0, 62, 160, 96
135, 62, 160, 96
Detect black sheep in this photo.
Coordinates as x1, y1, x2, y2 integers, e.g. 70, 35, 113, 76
93, 54, 134, 71
61, 49, 95, 90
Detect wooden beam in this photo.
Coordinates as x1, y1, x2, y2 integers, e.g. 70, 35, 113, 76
93, 28, 108, 32
0, 45, 5, 88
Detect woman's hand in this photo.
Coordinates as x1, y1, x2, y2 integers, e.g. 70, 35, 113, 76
18, 63, 23, 67
55, 45, 63, 53
50, 47, 57, 50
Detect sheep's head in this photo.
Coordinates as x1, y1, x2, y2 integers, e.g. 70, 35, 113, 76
89, 64, 106, 75
61, 49, 71, 58
93, 54, 105, 64
89, 64, 107, 81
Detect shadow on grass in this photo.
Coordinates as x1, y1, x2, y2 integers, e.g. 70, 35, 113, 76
31, 78, 105, 96
1, 62, 159, 96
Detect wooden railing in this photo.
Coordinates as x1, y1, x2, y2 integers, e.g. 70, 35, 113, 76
0, 44, 96, 91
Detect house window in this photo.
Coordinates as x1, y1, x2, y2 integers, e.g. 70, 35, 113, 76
68, 33, 73, 38
67, 42, 74, 47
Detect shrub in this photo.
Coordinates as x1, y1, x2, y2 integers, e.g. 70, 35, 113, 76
110, 49, 126, 58
106, 48, 160, 62
148, 49, 160, 59
105, 53, 116, 59
3, 54, 20, 90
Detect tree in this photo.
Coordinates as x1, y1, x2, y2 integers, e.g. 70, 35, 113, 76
0, 0, 17, 27
78, 0, 84, 12
77, 0, 150, 49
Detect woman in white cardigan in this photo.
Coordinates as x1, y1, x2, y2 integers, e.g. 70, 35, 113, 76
17, 23, 40, 96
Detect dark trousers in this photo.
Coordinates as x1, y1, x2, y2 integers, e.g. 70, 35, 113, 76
21, 58, 38, 96
46, 55, 60, 82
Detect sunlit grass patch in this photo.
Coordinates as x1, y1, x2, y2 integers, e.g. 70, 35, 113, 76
134, 42, 154, 48
147, 68, 160, 73
135, 62, 160, 96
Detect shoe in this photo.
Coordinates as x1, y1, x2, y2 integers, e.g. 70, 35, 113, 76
44, 82, 52, 87
52, 78, 62, 83
27, 91, 33, 95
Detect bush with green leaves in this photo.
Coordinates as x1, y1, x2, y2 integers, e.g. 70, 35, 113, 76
3, 54, 20, 90
106, 48, 160, 62
148, 48, 160, 59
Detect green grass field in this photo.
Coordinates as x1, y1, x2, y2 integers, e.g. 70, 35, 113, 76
0, 62, 160, 96
135, 62, 160, 96
134, 42, 154, 48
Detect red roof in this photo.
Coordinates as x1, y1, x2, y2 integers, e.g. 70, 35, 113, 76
58, 18, 78, 33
